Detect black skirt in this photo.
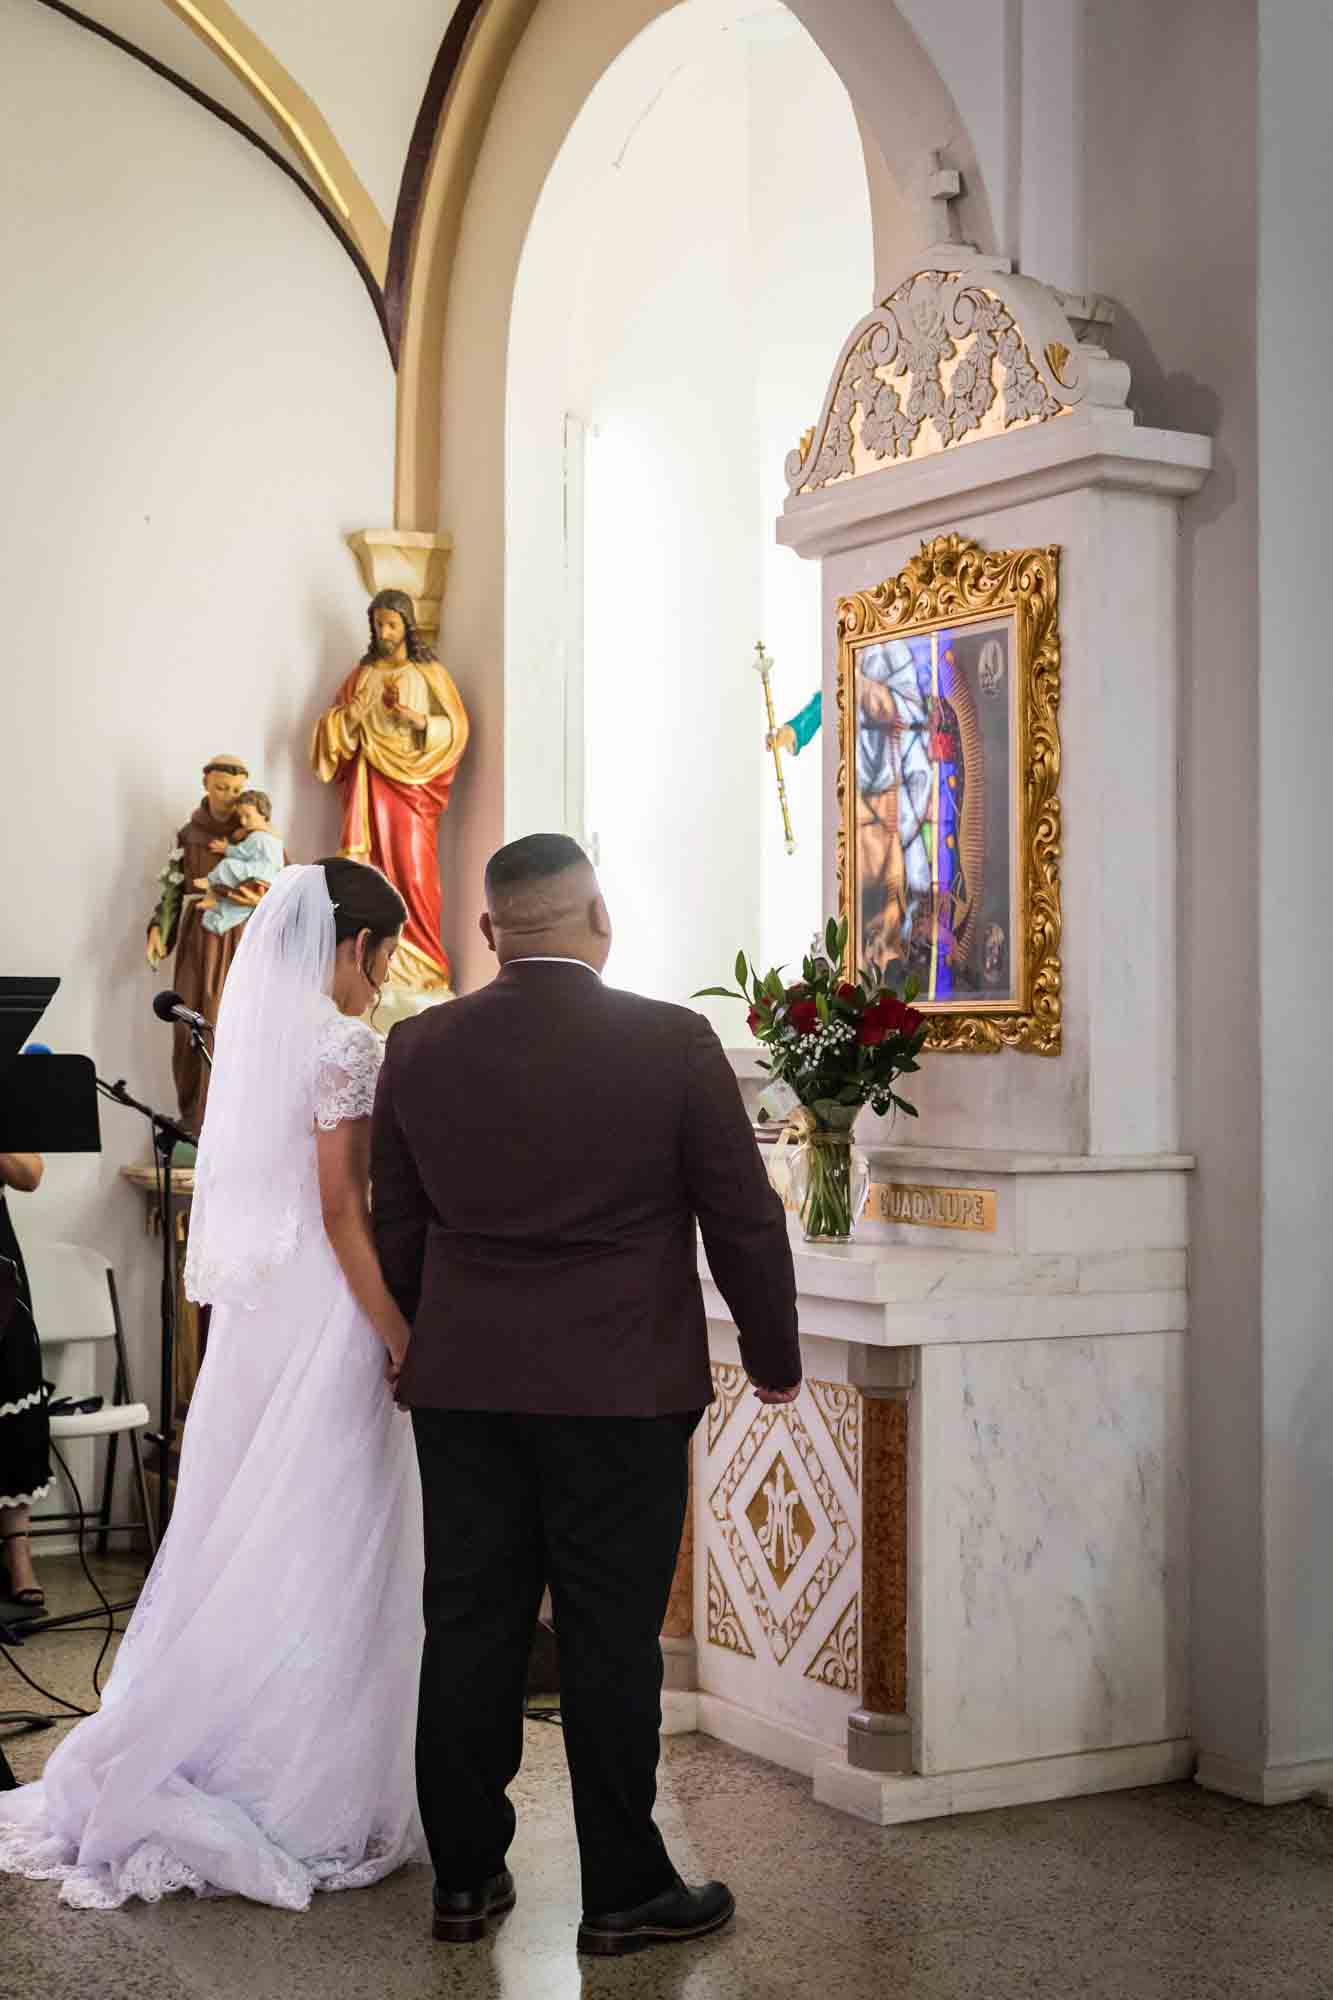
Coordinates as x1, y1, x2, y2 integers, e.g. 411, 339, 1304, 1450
0, 1192, 50, 1509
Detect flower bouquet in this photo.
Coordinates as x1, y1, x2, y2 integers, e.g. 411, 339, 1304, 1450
697, 917, 926, 1243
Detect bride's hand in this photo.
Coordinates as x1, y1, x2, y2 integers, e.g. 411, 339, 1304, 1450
384, 1339, 410, 1406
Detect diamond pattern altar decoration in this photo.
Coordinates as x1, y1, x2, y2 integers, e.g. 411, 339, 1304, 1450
807, 1381, 860, 1491
705, 1549, 754, 1658
708, 1403, 856, 1665
744, 1453, 815, 1589
708, 1362, 748, 1454
804, 1593, 859, 1691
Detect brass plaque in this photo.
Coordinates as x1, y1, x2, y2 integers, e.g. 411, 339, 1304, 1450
869, 1182, 996, 1232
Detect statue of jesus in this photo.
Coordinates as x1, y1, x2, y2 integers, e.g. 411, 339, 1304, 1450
310, 589, 469, 994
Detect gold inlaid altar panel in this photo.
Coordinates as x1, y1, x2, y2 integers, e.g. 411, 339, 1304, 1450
707, 1401, 856, 1667
702, 1366, 862, 1685
837, 534, 1062, 1055
745, 1454, 815, 1589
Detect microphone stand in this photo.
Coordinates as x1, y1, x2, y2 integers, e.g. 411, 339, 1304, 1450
96, 1072, 198, 1544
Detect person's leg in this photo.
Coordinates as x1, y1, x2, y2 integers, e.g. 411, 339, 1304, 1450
412, 1409, 544, 1889
538, 1412, 698, 1915
0, 1502, 40, 1601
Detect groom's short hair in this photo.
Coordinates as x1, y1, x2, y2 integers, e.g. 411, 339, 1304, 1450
485, 833, 590, 911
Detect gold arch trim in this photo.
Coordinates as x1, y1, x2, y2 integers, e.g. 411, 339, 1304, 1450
395, 0, 541, 526
161, 0, 389, 283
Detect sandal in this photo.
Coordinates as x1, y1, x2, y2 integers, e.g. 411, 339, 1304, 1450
0, 1534, 45, 1610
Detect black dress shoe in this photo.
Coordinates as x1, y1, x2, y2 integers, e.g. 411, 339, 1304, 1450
432, 1869, 517, 1943
577, 1878, 735, 1956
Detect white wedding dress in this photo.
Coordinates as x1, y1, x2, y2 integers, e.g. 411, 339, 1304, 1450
0, 871, 426, 1910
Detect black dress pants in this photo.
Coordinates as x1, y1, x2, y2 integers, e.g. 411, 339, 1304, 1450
411, 1407, 699, 1915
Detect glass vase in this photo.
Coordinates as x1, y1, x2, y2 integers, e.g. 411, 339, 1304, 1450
788, 1128, 870, 1244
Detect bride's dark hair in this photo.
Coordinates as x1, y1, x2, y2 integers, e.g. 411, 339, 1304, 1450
317, 857, 406, 957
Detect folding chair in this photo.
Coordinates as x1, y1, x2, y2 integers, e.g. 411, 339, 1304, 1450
22, 1240, 156, 1578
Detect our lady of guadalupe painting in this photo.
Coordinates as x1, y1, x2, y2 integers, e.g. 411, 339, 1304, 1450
837, 536, 1062, 1054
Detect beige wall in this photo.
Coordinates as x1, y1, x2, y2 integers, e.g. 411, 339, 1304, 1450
1256, 0, 1333, 1778
1, 5, 394, 1444
1085, 0, 1265, 1773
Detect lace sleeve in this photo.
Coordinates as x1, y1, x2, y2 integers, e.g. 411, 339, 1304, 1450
314, 1015, 384, 1130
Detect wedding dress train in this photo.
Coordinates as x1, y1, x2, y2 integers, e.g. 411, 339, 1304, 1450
0, 903, 426, 1910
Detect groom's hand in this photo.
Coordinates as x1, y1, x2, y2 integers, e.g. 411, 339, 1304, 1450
751, 1380, 801, 1406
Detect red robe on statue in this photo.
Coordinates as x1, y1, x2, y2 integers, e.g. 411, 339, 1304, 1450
311, 656, 470, 991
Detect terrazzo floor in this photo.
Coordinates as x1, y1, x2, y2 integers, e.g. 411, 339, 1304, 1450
4, 1554, 1333, 1999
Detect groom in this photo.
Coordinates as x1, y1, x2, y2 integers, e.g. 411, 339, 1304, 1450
371, 833, 801, 1955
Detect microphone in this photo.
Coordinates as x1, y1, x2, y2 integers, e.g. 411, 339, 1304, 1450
152, 990, 212, 1034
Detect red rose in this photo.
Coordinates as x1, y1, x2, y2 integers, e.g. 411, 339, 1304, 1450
857, 994, 919, 1046
785, 982, 811, 1004
836, 982, 860, 1004
746, 1001, 772, 1034
788, 999, 819, 1035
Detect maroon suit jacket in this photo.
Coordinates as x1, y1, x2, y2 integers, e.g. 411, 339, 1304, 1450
370, 959, 800, 1416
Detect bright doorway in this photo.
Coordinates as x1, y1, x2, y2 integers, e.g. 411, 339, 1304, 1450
505, 0, 872, 1038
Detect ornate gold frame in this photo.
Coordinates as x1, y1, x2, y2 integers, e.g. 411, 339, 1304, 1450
837, 535, 1062, 1055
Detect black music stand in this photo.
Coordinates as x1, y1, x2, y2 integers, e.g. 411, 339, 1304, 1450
0, 981, 100, 1156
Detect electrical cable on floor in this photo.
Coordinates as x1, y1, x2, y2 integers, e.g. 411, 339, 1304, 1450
0, 1432, 131, 1735
0, 1637, 90, 1719
50, 1437, 119, 1697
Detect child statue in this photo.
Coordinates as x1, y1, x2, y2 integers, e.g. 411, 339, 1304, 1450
145, 754, 271, 1134
196, 791, 285, 933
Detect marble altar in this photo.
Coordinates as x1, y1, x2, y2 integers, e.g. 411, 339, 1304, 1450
666, 1147, 1192, 1825
659, 242, 1209, 1821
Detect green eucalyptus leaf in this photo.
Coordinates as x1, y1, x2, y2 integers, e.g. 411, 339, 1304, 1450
692, 986, 744, 1000
824, 916, 839, 960
735, 950, 749, 988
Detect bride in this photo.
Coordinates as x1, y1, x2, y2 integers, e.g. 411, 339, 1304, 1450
0, 860, 426, 1910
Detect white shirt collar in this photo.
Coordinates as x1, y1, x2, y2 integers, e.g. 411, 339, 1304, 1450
506, 955, 600, 974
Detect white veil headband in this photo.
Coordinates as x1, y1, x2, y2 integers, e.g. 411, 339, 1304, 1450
185, 864, 337, 1310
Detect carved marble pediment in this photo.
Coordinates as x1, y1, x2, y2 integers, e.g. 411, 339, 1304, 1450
786, 249, 1130, 497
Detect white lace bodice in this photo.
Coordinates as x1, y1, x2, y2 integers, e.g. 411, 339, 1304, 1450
314, 1006, 384, 1130
185, 1002, 385, 1311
